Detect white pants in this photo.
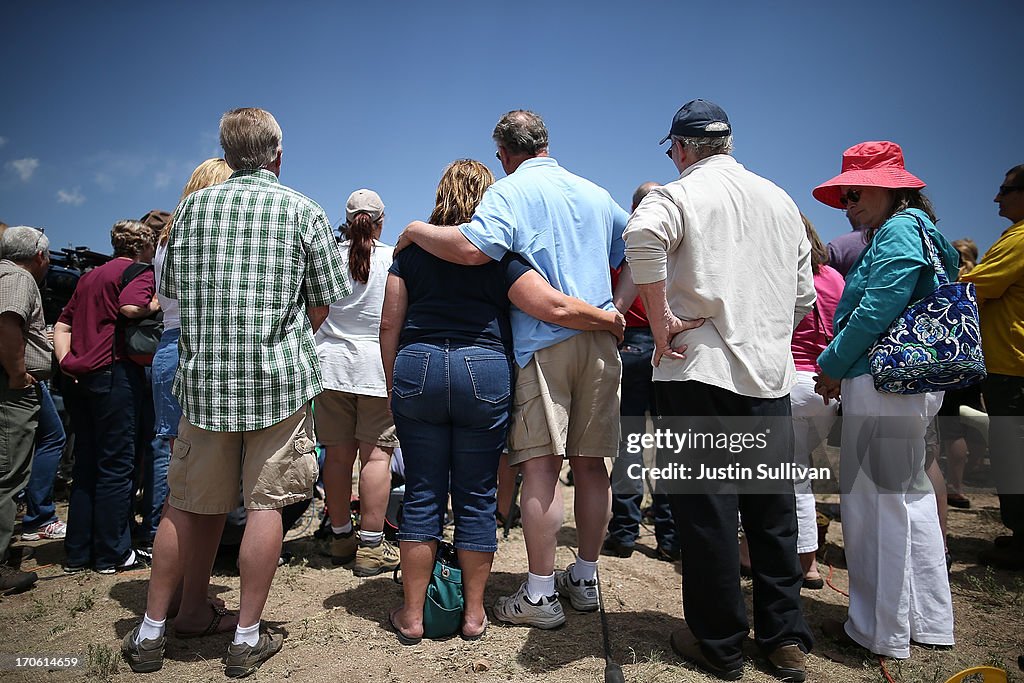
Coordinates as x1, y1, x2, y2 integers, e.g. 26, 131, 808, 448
791, 371, 838, 554
839, 375, 953, 658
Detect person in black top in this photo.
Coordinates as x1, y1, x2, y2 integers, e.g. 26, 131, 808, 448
381, 159, 623, 643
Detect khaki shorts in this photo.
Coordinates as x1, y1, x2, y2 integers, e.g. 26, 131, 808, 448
508, 332, 621, 466
314, 390, 398, 447
168, 404, 319, 514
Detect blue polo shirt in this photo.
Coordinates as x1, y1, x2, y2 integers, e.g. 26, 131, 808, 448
458, 156, 628, 367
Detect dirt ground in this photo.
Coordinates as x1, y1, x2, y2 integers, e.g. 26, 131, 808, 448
2, 461, 1023, 683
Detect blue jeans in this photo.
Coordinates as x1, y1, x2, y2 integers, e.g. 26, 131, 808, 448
22, 382, 67, 530
392, 342, 511, 553
64, 361, 144, 569
151, 328, 183, 437
608, 328, 677, 551
136, 328, 181, 544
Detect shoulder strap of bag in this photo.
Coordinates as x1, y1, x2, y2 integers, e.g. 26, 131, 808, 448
906, 212, 949, 287
812, 302, 832, 343
120, 262, 154, 290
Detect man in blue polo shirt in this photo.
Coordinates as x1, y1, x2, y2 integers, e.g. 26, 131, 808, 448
398, 110, 692, 628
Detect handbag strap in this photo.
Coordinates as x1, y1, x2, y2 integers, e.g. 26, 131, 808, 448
812, 302, 832, 343
906, 212, 949, 287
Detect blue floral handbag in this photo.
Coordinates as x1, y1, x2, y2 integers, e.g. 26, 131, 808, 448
868, 214, 986, 394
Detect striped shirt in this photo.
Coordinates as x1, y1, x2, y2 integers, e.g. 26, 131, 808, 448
161, 169, 351, 431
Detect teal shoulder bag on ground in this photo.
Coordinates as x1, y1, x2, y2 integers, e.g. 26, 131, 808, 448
422, 541, 464, 639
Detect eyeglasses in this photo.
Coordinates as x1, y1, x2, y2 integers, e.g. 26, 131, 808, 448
495, 150, 501, 161
838, 189, 862, 207
665, 145, 673, 159
997, 185, 1023, 196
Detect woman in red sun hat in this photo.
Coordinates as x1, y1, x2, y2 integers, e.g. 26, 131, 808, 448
811, 141, 958, 659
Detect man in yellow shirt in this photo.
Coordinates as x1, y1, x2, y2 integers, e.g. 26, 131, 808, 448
963, 164, 1024, 570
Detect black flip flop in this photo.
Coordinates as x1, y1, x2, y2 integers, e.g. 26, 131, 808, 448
388, 609, 422, 646
460, 619, 488, 641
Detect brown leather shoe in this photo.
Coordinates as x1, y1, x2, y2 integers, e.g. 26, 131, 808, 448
669, 624, 743, 680
766, 643, 806, 682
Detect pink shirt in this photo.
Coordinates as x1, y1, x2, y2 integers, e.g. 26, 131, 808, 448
58, 258, 155, 375
792, 265, 844, 372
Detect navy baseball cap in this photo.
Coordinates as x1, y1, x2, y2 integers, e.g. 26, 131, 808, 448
659, 99, 731, 144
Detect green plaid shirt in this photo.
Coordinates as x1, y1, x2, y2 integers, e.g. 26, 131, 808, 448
162, 169, 351, 431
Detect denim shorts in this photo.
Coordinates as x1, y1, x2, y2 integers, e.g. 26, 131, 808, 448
392, 342, 511, 553
151, 327, 183, 438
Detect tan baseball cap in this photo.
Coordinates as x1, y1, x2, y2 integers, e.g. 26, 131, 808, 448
345, 189, 385, 223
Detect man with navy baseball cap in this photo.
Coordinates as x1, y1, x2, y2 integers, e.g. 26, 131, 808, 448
624, 99, 815, 681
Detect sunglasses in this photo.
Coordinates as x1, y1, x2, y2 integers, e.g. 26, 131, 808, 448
998, 185, 1023, 196
838, 189, 862, 207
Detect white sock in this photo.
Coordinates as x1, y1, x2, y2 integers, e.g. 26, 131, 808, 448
572, 558, 598, 582
119, 550, 136, 568
331, 520, 353, 535
358, 530, 383, 546
232, 622, 260, 647
526, 572, 555, 601
136, 613, 165, 643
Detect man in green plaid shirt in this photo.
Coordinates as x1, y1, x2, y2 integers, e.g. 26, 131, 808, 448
124, 108, 350, 677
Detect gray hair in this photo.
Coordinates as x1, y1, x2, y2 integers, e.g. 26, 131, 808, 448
0, 226, 48, 262
492, 110, 549, 156
671, 134, 734, 160
219, 108, 283, 171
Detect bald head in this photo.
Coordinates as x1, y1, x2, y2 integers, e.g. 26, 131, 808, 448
632, 182, 659, 211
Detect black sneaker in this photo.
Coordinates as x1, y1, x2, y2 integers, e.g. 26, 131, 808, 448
601, 537, 635, 558
0, 565, 37, 593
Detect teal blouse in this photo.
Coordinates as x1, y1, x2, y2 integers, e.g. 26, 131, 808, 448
817, 209, 959, 379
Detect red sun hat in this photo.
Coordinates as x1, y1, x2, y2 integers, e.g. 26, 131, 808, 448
812, 141, 926, 209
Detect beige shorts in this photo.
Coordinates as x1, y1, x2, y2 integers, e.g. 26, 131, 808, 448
168, 404, 319, 514
508, 331, 621, 466
314, 390, 398, 448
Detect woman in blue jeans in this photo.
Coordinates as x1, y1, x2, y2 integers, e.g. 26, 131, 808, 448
382, 159, 623, 643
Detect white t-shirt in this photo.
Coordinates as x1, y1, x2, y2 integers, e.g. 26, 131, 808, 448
315, 239, 393, 396
153, 242, 180, 330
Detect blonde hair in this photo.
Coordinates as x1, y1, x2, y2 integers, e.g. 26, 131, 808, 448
953, 238, 979, 278
111, 219, 155, 258
160, 158, 233, 245
219, 108, 282, 171
429, 159, 495, 226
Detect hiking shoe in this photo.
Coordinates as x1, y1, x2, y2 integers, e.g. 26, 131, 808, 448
21, 520, 67, 541
670, 624, 743, 680
493, 582, 565, 629
767, 643, 806, 682
331, 530, 357, 565
224, 631, 283, 678
0, 565, 37, 594
555, 563, 599, 612
352, 539, 400, 577
121, 624, 165, 673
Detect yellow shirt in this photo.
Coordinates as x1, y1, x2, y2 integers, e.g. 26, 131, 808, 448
963, 220, 1024, 377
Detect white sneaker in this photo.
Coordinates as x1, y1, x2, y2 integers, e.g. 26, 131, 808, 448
21, 520, 67, 541
493, 582, 565, 629
555, 563, 599, 612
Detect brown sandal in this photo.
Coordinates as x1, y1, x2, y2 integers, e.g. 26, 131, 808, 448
175, 603, 237, 639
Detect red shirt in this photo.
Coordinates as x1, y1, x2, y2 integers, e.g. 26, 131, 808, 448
611, 266, 648, 328
58, 258, 155, 375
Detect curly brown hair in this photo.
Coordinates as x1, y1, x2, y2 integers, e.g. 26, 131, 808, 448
110, 219, 155, 258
